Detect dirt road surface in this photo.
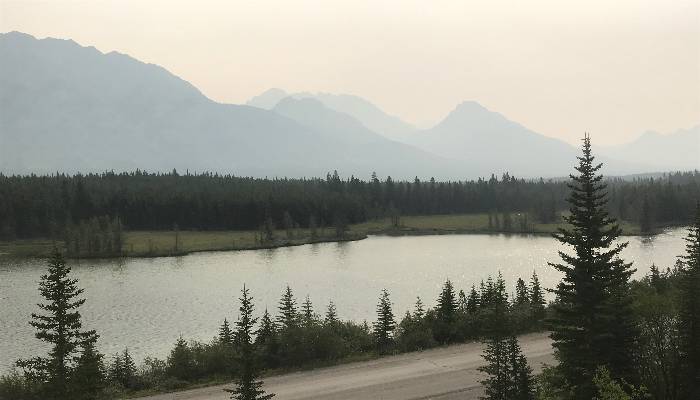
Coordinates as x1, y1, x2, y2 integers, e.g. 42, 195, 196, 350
140, 332, 553, 400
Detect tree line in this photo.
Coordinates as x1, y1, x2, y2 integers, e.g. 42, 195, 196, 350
1, 169, 697, 240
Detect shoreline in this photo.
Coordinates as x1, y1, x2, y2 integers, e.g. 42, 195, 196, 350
0, 225, 684, 260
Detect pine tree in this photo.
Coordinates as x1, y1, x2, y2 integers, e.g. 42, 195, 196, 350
225, 285, 274, 400
324, 301, 338, 327
301, 295, 315, 326
436, 279, 459, 343
548, 135, 637, 398
16, 248, 98, 399
479, 336, 509, 400
467, 285, 480, 315
678, 204, 700, 398
255, 309, 279, 370
70, 342, 105, 400
458, 289, 468, 313
515, 278, 529, 306
277, 286, 298, 330
109, 348, 136, 389
167, 336, 195, 381
529, 271, 546, 323
437, 279, 459, 323
413, 297, 425, 320
220, 318, 234, 345
479, 336, 534, 400
505, 336, 534, 400
374, 289, 396, 353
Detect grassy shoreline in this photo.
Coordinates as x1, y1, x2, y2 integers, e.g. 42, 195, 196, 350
0, 212, 653, 259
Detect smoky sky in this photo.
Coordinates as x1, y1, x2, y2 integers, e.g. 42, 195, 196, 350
2, 0, 698, 145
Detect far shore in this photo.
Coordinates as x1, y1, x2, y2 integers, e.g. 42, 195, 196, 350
0, 212, 669, 260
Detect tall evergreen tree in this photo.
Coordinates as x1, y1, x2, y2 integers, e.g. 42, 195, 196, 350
678, 204, 700, 398
467, 285, 480, 315
515, 278, 529, 306
225, 285, 274, 400
479, 336, 534, 400
529, 271, 546, 323
301, 295, 315, 326
374, 289, 396, 353
548, 135, 637, 398
17, 248, 98, 399
255, 309, 279, 370
413, 297, 425, 320
435, 279, 459, 342
167, 337, 195, 382
324, 301, 338, 327
277, 286, 298, 331
219, 318, 234, 345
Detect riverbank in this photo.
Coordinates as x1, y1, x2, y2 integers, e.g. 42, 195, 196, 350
0, 212, 650, 259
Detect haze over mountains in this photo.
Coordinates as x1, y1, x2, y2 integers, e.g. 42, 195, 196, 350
1, 32, 697, 179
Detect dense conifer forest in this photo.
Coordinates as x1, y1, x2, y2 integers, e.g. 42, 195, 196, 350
1, 170, 698, 240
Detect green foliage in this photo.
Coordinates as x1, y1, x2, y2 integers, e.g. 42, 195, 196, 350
373, 289, 396, 353
2, 170, 697, 241
592, 366, 647, 400
224, 286, 274, 400
678, 204, 700, 398
166, 337, 196, 382
548, 136, 638, 398
16, 248, 98, 399
70, 342, 105, 400
434, 279, 459, 343
479, 335, 534, 400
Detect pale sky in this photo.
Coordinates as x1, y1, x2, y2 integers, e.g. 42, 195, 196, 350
1, 0, 699, 145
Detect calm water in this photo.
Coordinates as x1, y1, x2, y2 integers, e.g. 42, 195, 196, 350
0, 228, 689, 371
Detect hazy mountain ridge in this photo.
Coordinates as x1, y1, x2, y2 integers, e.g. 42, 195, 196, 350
598, 126, 700, 171
0, 32, 460, 179
2, 31, 695, 179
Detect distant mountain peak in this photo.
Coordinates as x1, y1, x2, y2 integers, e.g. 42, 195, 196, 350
245, 88, 288, 109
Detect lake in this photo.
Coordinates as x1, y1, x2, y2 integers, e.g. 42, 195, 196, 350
0, 228, 689, 371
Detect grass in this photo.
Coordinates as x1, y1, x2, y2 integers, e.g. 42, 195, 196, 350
352, 212, 642, 236
0, 213, 642, 259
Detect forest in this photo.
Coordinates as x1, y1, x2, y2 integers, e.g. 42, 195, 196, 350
1, 170, 698, 241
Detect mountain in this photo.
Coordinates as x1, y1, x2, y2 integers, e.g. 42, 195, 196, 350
0, 32, 458, 179
247, 89, 417, 141
245, 88, 288, 109
272, 97, 467, 177
401, 101, 581, 177
599, 126, 700, 171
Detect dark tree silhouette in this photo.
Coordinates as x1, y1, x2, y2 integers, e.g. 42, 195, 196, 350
548, 135, 637, 398
225, 286, 274, 400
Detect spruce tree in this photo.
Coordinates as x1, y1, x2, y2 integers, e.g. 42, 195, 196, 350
324, 301, 338, 327
529, 271, 546, 323
413, 297, 425, 320
301, 295, 315, 326
479, 336, 509, 400
255, 309, 279, 370
515, 278, 529, 306
225, 285, 274, 400
220, 318, 234, 345
70, 342, 105, 400
374, 289, 396, 353
436, 279, 459, 342
678, 204, 700, 398
167, 337, 195, 382
467, 285, 480, 315
17, 248, 98, 399
548, 135, 637, 398
277, 286, 298, 330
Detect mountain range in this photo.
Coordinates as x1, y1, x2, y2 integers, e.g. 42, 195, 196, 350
1, 31, 697, 179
